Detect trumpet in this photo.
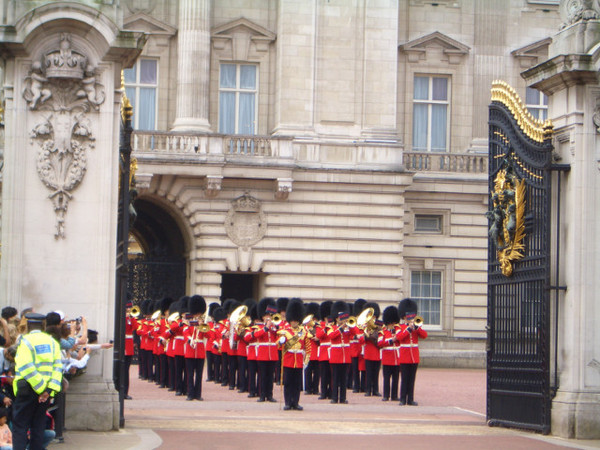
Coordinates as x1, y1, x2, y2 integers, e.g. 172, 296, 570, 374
347, 316, 357, 328
272, 313, 282, 327
414, 315, 424, 327
198, 323, 210, 333
130, 305, 141, 318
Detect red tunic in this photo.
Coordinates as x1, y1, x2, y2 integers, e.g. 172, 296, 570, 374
315, 322, 330, 362
377, 326, 401, 366
168, 320, 186, 357
243, 327, 257, 361
220, 319, 231, 355
327, 324, 360, 364
252, 323, 279, 361
183, 324, 205, 359
137, 318, 150, 351
395, 324, 427, 364
280, 327, 306, 369
125, 316, 136, 356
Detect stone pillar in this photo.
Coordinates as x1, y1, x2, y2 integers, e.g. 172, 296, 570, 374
522, 3, 600, 439
172, 0, 211, 132
0, 4, 143, 431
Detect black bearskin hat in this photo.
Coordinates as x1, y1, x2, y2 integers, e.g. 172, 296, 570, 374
383, 306, 400, 325
243, 297, 257, 309
221, 298, 236, 315
249, 304, 259, 321
331, 301, 350, 320
160, 297, 174, 314
212, 306, 227, 322
151, 299, 161, 314
208, 302, 220, 318
364, 301, 381, 319
398, 298, 418, 319
178, 296, 190, 314
286, 298, 305, 323
226, 299, 241, 315
277, 297, 290, 314
189, 295, 207, 315
353, 298, 367, 316
140, 299, 151, 316
319, 300, 333, 321
258, 297, 277, 318
305, 302, 320, 321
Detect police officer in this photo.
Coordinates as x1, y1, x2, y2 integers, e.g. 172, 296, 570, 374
12, 312, 63, 450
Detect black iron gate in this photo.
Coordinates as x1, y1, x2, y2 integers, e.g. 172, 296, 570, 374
128, 257, 186, 302
486, 81, 553, 433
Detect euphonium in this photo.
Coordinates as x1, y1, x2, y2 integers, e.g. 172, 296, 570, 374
130, 305, 141, 318
356, 307, 376, 331
414, 315, 424, 327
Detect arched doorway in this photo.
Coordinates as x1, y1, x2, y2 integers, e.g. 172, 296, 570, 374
128, 198, 187, 303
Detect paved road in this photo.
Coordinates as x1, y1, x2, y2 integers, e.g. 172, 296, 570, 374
56, 367, 600, 449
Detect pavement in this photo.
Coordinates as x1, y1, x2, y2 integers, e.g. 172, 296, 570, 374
52, 367, 600, 450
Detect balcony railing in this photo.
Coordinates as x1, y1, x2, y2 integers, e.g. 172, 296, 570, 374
404, 151, 488, 174
131, 131, 488, 174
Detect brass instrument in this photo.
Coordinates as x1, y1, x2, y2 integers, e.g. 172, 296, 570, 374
151, 309, 161, 321
302, 314, 315, 329
229, 305, 248, 349
272, 313, 282, 326
347, 316, 357, 328
167, 311, 180, 323
198, 323, 210, 333
413, 315, 424, 327
130, 305, 141, 318
356, 307, 377, 331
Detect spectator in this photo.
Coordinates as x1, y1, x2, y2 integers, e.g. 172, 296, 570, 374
0, 406, 11, 449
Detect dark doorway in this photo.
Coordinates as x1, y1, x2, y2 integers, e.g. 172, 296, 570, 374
221, 273, 257, 302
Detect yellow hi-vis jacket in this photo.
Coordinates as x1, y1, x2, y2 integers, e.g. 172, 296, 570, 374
13, 330, 63, 396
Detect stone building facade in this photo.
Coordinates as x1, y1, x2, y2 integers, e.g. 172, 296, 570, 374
6, 0, 598, 437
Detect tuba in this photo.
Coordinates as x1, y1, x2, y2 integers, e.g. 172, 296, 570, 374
357, 307, 377, 331
229, 305, 248, 350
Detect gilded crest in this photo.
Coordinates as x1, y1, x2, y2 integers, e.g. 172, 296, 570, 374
486, 165, 526, 277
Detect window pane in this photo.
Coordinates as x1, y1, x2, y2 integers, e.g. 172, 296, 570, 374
412, 104, 428, 151
138, 88, 156, 130
140, 59, 157, 84
414, 76, 429, 100
415, 215, 441, 232
220, 64, 236, 88
526, 87, 539, 105
125, 87, 136, 111
238, 93, 255, 135
219, 92, 236, 134
240, 65, 256, 90
432, 78, 448, 101
124, 66, 136, 84
431, 104, 447, 152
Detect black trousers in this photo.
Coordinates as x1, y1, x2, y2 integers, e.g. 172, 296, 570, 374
212, 353, 222, 383
159, 354, 168, 387
350, 356, 360, 391
50, 388, 65, 439
330, 363, 349, 403
205, 352, 214, 381
139, 347, 147, 379
168, 356, 176, 389
153, 353, 160, 383
221, 353, 230, 385
185, 357, 205, 400
382, 364, 400, 400
175, 355, 185, 394
365, 359, 381, 395
304, 359, 319, 394
237, 355, 248, 391
247, 359, 258, 396
319, 360, 331, 398
124, 355, 132, 395
12, 380, 50, 450
400, 363, 419, 403
145, 350, 154, 382
257, 360, 275, 400
275, 350, 282, 383
228, 353, 238, 389
283, 367, 302, 407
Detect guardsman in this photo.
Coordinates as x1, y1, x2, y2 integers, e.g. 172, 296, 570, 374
378, 306, 401, 402
170, 297, 189, 396
136, 299, 151, 381
363, 301, 382, 397
124, 300, 136, 400
397, 298, 428, 406
253, 297, 279, 403
236, 298, 255, 393
277, 298, 306, 411
204, 302, 219, 382
210, 307, 227, 384
183, 295, 207, 401
274, 298, 289, 385
12, 313, 63, 450
327, 301, 360, 404
315, 300, 332, 400
157, 297, 173, 389
243, 304, 259, 398
219, 299, 235, 389
350, 299, 367, 393
303, 302, 320, 395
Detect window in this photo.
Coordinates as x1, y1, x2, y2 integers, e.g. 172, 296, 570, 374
414, 214, 442, 233
413, 76, 449, 152
123, 59, 158, 130
219, 64, 257, 135
410, 270, 442, 326
526, 87, 548, 121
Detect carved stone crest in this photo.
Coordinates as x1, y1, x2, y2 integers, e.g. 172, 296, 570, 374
560, 0, 600, 28
23, 33, 105, 238
224, 193, 267, 248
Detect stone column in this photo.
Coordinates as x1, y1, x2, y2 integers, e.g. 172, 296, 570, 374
172, 0, 211, 132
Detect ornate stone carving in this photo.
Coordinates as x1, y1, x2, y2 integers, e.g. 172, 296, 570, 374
224, 193, 267, 249
275, 178, 293, 200
560, 0, 600, 28
204, 175, 222, 198
593, 104, 600, 133
124, 0, 158, 14
24, 33, 105, 238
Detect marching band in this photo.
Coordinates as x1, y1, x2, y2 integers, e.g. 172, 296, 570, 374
126, 296, 427, 409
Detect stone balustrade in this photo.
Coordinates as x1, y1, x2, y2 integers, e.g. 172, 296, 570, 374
131, 131, 488, 173
403, 151, 488, 174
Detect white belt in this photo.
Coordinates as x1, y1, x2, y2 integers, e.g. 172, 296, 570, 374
287, 349, 303, 354
320, 343, 330, 347
125, 335, 133, 338
382, 347, 400, 351
330, 344, 350, 348
248, 343, 258, 347
400, 344, 418, 348
258, 342, 277, 347
175, 336, 185, 340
